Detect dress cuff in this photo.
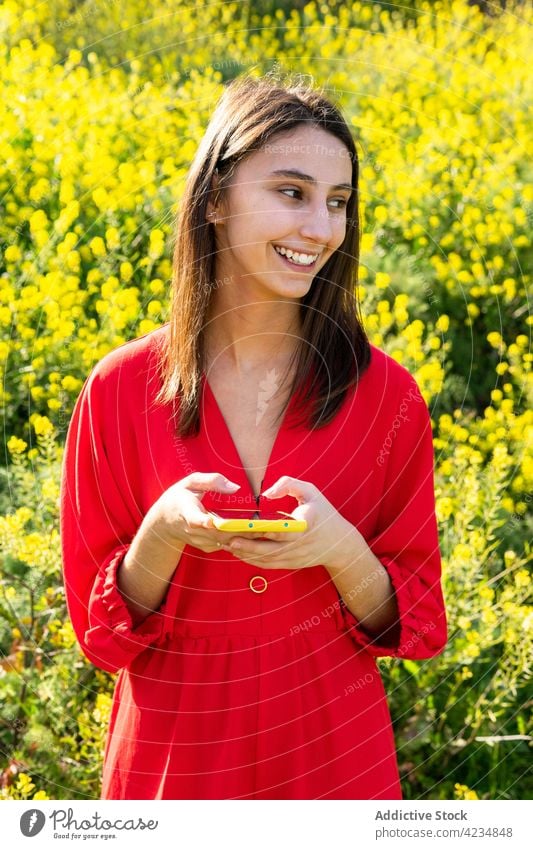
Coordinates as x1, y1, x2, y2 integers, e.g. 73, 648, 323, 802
339, 555, 417, 658
84, 545, 172, 671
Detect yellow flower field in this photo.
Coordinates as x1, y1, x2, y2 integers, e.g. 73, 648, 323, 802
0, 0, 531, 800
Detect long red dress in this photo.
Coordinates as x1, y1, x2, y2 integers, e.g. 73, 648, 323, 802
60, 322, 447, 800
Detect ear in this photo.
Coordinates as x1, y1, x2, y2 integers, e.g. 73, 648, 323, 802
206, 170, 220, 222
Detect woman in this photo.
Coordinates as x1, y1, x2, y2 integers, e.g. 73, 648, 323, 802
60, 72, 447, 800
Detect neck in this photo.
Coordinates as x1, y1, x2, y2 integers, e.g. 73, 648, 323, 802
204, 300, 302, 373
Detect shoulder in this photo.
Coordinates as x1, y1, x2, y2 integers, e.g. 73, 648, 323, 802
362, 342, 423, 402
86, 323, 169, 388
349, 343, 431, 439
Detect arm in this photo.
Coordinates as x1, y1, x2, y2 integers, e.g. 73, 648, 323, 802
116, 507, 185, 628
60, 365, 183, 674
333, 375, 447, 660
325, 525, 400, 642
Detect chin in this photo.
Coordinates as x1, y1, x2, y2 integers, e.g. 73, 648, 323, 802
270, 276, 314, 296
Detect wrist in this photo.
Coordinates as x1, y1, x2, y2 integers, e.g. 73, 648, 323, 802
146, 501, 187, 550
324, 521, 364, 576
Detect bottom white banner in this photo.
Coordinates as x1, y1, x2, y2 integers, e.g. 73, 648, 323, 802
2, 799, 529, 848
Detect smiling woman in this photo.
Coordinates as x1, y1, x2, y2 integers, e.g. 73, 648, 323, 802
156, 71, 368, 438
60, 69, 447, 801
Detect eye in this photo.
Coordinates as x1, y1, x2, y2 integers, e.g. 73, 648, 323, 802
330, 198, 348, 209
279, 187, 302, 200
279, 188, 348, 209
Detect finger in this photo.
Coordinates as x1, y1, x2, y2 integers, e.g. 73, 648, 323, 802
260, 531, 303, 542
225, 549, 292, 569
261, 476, 316, 505
183, 472, 241, 495
187, 513, 216, 530
227, 539, 282, 556
221, 532, 273, 543
191, 511, 264, 533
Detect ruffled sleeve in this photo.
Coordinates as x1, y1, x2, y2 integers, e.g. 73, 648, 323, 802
339, 374, 448, 660
60, 364, 173, 675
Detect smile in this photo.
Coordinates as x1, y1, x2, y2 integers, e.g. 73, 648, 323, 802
273, 244, 320, 268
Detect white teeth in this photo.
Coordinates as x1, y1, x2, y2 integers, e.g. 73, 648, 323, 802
274, 245, 318, 265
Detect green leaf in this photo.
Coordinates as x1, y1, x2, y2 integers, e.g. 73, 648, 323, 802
403, 659, 421, 678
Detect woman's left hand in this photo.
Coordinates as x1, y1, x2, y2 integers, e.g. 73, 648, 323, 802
221, 476, 356, 571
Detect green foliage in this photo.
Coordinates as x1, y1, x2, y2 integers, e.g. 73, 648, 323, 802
0, 419, 115, 800
1, 0, 531, 799
382, 443, 532, 799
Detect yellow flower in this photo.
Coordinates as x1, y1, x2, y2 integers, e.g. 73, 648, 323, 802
435, 315, 449, 333
453, 543, 472, 561
30, 386, 45, 401
120, 261, 134, 282
105, 227, 120, 250
138, 318, 158, 335
403, 319, 424, 341
394, 293, 409, 309
487, 331, 503, 348
149, 228, 166, 259
436, 497, 453, 521
374, 272, 390, 289
514, 569, 529, 588
360, 233, 374, 253
67, 48, 83, 66
16, 774, 35, 794
92, 187, 109, 210
7, 436, 27, 454
29, 210, 48, 232
61, 375, 81, 392
31, 414, 55, 437
87, 269, 102, 284
454, 782, 479, 800
4, 245, 22, 262
373, 205, 388, 224
89, 236, 106, 258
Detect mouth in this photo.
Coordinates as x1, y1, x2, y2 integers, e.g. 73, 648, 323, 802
273, 244, 321, 271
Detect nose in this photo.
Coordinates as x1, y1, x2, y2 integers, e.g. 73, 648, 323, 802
297, 197, 337, 246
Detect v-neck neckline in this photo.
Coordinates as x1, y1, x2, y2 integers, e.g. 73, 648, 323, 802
201, 371, 298, 504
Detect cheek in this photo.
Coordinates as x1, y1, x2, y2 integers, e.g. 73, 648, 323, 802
228, 216, 265, 251
334, 218, 348, 241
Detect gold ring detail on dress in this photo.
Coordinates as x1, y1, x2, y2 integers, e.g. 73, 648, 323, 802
249, 575, 268, 593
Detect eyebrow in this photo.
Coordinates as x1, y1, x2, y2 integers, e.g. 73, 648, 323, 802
268, 168, 353, 194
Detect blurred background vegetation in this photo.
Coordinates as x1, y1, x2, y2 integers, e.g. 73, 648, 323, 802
0, 0, 531, 800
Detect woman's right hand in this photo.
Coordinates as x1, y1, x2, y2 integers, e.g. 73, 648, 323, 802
150, 472, 264, 553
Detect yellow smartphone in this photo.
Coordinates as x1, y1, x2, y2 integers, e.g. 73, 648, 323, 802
207, 509, 307, 533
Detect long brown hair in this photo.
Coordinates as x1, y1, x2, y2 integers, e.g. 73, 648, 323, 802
155, 69, 371, 436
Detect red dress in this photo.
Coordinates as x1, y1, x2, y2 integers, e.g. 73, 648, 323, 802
60, 323, 447, 800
